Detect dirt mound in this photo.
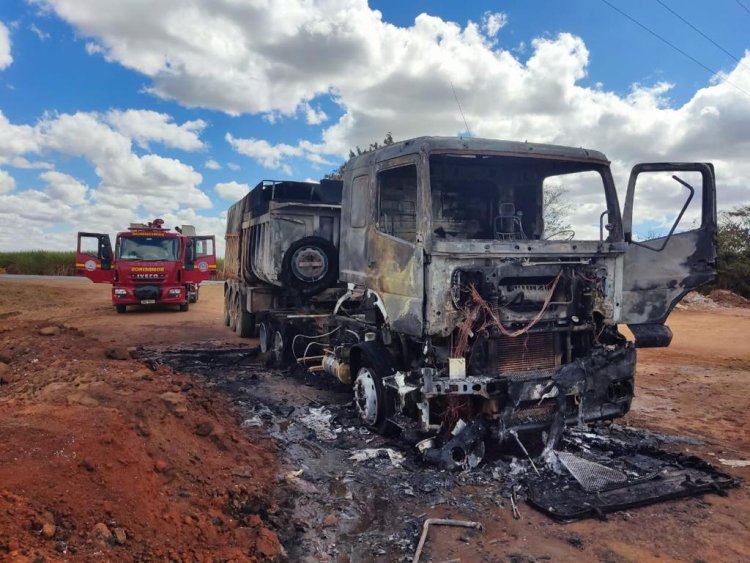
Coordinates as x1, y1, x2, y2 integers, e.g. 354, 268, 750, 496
675, 291, 719, 310
709, 289, 750, 308
0, 320, 283, 561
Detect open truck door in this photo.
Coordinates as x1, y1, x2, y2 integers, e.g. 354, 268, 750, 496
620, 163, 717, 347
183, 235, 217, 284
76, 232, 115, 284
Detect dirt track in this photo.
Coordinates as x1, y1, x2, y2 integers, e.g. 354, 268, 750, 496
0, 277, 749, 562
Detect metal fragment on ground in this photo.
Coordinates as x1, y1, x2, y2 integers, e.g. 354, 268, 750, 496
298, 406, 338, 440
556, 451, 628, 492
349, 448, 405, 467
412, 518, 483, 563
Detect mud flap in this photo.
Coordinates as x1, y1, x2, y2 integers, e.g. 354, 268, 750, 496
527, 450, 738, 521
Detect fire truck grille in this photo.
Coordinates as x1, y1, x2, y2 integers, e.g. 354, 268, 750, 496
134, 285, 161, 301
493, 332, 559, 374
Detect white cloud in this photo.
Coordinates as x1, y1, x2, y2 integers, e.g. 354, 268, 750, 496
0, 169, 15, 193
0, 21, 12, 70
302, 102, 328, 125
7, 2, 750, 248
215, 181, 249, 200
29, 23, 50, 41
227, 162, 240, 171
226, 133, 302, 171
205, 158, 221, 170
482, 12, 508, 38
0, 109, 216, 251
105, 109, 206, 151
41, 170, 88, 205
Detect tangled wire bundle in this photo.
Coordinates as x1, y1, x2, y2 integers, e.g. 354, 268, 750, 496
452, 271, 563, 357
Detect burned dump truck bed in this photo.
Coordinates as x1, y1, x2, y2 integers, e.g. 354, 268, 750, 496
223, 135, 718, 468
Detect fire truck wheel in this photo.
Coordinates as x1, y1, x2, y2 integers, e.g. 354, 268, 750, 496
353, 362, 395, 435
116, 304, 127, 314
281, 236, 338, 297
179, 301, 189, 312
236, 310, 255, 338
189, 285, 199, 303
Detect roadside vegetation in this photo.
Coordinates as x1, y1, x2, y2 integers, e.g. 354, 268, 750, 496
0, 251, 225, 280
710, 205, 750, 298
0, 251, 76, 276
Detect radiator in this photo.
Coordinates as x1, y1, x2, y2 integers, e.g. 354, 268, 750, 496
493, 332, 560, 374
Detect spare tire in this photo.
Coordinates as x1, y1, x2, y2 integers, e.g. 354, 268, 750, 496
281, 236, 338, 297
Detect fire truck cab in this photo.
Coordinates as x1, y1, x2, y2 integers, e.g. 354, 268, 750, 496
76, 219, 216, 313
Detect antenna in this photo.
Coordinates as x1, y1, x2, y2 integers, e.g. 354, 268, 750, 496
450, 81, 472, 137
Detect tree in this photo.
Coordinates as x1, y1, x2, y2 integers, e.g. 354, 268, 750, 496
542, 183, 573, 237
712, 205, 750, 297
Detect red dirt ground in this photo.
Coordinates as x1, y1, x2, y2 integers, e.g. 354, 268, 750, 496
1, 278, 749, 562
0, 279, 282, 561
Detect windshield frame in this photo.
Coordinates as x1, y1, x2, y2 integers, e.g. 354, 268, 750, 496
425, 150, 623, 245
116, 235, 180, 261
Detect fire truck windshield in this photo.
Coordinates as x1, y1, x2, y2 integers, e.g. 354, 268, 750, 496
118, 236, 179, 261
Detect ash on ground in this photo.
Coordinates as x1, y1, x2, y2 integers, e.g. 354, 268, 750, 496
145, 344, 739, 562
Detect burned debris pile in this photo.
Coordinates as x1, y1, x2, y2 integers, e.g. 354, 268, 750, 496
145, 344, 739, 533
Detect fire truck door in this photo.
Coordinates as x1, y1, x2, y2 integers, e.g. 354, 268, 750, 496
183, 236, 217, 283
76, 232, 115, 283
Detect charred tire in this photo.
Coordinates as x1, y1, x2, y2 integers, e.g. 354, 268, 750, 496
116, 304, 127, 314
223, 289, 231, 326
271, 329, 286, 367
258, 320, 271, 354
236, 309, 255, 338
353, 361, 395, 435
228, 290, 239, 331
179, 301, 189, 312
281, 236, 338, 297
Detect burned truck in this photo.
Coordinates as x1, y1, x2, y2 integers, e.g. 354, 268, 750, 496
224, 137, 716, 460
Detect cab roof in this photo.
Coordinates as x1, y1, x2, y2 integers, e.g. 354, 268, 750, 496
347, 136, 610, 170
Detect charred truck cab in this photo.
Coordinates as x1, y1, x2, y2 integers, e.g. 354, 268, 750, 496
77, 219, 217, 313
224, 137, 716, 464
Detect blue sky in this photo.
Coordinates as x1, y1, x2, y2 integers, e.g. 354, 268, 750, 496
0, 0, 748, 251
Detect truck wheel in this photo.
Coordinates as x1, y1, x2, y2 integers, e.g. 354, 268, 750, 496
236, 310, 255, 338
228, 291, 239, 331
189, 285, 199, 303
223, 288, 231, 326
179, 301, 189, 312
116, 304, 127, 314
353, 363, 394, 435
271, 329, 285, 367
258, 320, 271, 353
281, 236, 338, 297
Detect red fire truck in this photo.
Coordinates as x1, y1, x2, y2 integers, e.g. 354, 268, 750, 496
76, 219, 217, 313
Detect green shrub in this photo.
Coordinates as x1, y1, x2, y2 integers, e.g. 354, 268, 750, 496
0, 251, 77, 276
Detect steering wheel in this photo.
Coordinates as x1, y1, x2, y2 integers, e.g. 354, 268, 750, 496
546, 229, 576, 241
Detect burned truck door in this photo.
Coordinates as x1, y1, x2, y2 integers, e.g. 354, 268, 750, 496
76, 232, 115, 284
364, 157, 425, 336
620, 163, 717, 346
